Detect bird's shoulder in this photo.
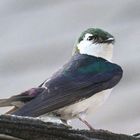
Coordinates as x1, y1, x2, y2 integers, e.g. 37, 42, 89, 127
42, 54, 123, 90
61, 54, 123, 76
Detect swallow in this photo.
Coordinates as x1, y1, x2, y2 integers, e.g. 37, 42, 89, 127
0, 28, 123, 130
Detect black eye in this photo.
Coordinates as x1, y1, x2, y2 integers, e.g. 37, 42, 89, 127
87, 36, 94, 41
94, 35, 97, 40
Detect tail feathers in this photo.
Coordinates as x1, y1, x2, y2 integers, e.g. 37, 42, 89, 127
0, 99, 12, 107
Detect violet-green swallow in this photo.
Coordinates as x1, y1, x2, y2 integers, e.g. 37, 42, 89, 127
0, 28, 123, 130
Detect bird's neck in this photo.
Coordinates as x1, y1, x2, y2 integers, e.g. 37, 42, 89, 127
76, 41, 113, 61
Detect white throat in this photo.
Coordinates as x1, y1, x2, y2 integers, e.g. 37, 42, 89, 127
77, 35, 113, 61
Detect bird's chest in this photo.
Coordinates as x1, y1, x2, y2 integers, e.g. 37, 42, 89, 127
56, 89, 112, 120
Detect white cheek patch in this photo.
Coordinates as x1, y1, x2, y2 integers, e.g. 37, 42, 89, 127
77, 33, 94, 54
77, 33, 98, 56
77, 41, 100, 56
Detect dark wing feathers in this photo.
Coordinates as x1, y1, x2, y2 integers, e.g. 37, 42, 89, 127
13, 54, 123, 116
10, 87, 46, 103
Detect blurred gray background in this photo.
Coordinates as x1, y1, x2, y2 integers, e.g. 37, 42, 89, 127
0, 0, 140, 134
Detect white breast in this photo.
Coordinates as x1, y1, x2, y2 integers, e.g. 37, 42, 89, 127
57, 89, 112, 120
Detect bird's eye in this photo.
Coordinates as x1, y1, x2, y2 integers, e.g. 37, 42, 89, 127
94, 35, 97, 40
87, 36, 94, 41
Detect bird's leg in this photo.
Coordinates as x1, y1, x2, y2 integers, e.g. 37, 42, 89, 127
78, 116, 95, 131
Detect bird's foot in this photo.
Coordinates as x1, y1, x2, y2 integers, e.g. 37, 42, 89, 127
78, 116, 95, 131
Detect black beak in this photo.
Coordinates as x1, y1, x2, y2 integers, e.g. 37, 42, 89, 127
105, 37, 115, 44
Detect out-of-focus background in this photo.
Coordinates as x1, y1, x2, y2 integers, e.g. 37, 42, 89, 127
0, 0, 140, 134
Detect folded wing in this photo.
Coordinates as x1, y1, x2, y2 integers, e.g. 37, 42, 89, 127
13, 54, 123, 117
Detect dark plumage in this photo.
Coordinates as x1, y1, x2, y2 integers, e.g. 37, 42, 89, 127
0, 28, 123, 130
12, 54, 123, 117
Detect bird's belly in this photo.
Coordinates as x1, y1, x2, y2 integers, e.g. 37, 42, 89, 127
57, 89, 112, 120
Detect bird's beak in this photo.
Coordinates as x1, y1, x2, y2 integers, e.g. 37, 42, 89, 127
105, 37, 115, 44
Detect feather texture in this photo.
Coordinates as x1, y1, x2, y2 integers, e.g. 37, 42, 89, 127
12, 54, 123, 117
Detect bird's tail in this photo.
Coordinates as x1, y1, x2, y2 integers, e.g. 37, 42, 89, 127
0, 99, 11, 107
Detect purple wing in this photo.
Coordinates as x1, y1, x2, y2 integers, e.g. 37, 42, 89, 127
12, 54, 123, 117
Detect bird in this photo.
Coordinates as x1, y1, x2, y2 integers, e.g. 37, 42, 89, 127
0, 28, 123, 130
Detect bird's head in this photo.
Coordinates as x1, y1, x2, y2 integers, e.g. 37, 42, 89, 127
73, 28, 115, 61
